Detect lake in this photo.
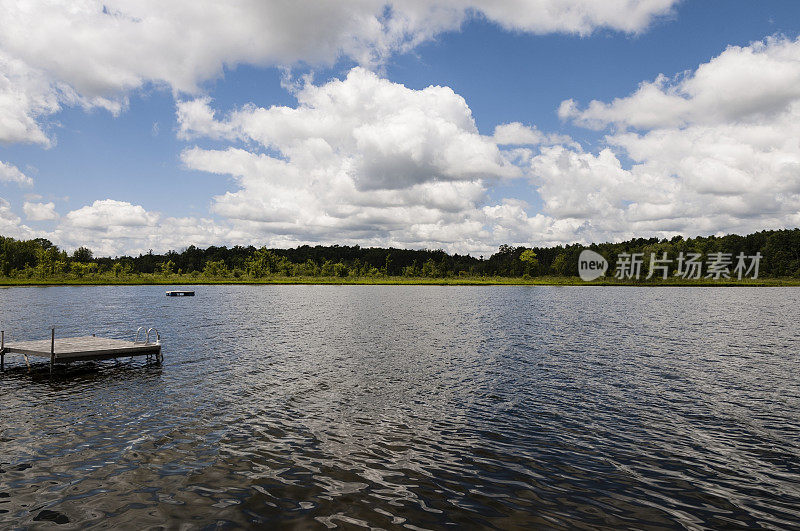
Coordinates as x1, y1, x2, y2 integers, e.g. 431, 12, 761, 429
1, 285, 799, 528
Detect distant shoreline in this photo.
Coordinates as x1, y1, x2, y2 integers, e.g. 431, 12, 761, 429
2, 276, 799, 287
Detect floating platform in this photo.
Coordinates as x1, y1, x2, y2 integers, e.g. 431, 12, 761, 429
1, 328, 162, 373
166, 290, 195, 297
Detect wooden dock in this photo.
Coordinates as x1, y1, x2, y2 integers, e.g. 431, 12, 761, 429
1, 329, 162, 373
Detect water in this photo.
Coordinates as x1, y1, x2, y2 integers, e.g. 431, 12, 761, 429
1, 285, 799, 529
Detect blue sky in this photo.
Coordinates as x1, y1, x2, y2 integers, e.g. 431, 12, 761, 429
2, 1, 800, 255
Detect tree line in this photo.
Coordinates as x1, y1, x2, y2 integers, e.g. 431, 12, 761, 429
1, 228, 799, 280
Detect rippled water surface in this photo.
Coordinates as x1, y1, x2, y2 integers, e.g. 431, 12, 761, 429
1, 285, 799, 529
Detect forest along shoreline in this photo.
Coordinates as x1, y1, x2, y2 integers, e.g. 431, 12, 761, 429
2, 228, 800, 286
2, 277, 799, 287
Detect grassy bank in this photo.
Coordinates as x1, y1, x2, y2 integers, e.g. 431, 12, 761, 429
2, 275, 799, 287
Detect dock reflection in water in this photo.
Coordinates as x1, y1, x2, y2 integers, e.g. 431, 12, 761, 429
1, 285, 799, 528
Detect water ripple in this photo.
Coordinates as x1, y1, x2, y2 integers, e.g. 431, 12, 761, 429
1, 285, 799, 528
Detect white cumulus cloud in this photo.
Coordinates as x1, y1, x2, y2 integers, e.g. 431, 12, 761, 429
533, 36, 800, 240
64, 199, 159, 229
471, 0, 676, 36
560, 36, 800, 130
178, 68, 548, 253
0, 0, 678, 145
55, 199, 243, 256
23, 201, 58, 221
0, 160, 33, 186
0, 197, 32, 238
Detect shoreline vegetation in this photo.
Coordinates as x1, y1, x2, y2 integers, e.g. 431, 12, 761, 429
2, 228, 800, 287
2, 276, 800, 287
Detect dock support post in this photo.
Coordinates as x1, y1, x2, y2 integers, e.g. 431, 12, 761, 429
50, 327, 55, 375
1, 330, 4, 372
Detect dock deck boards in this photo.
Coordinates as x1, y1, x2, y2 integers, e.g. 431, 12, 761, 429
1, 335, 161, 363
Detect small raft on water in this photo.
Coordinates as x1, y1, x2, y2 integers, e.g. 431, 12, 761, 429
166, 290, 195, 297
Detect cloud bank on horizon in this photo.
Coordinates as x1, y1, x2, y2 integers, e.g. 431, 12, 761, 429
2, 0, 800, 256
